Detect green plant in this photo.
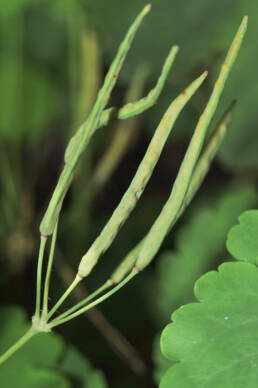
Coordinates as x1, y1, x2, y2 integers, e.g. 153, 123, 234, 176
159, 209, 258, 387
0, 4, 247, 370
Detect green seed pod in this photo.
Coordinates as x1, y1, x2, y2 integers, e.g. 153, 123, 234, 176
40, 5, 151, 236
65, 45, 179, 165
78, 71, 208, 278
107, 100, 236, 283
135, 16, 248, 271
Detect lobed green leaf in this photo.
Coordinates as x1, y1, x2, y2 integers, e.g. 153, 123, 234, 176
160, 261, 258, 388
154, 186, 257, 322
227, 210, 258, 265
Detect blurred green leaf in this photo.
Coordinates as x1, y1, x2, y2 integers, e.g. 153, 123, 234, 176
58, 347, 108, 388
84, 0, 235, 78
22, 65, 57, 141
160, 262, 258, 387
0, 0, 36, 19
0, 306, 107, 387
215, 0, 258, 169
0, 305, 68, 388
24, 6, 68, 65
0, 59, 57, 142
227, 210, 258, 265
49, 0, 82, 17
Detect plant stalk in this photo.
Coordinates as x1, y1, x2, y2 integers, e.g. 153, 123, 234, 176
42, 221, 59, 316
49, 270, 137, 328
35, 236, 47, 318
0, 327, 37, 366
45, 275, 82, 321
51, 282, 110, 324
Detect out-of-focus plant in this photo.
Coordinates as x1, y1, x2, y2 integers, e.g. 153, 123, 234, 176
0, 4, 247, 368
0, 0, 82, 274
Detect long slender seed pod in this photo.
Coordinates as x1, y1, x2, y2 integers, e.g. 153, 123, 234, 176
77, 71, 208, 278
98, 45, 179, 125
48, 95, 236, 324
110, 240, 144, 284
40, 5, 151, 237
74, 29, 101, 127
45, 71, 206, 318
64, 45, 178, 165
135, 16, 248, 271
108, 101, 236, 284
92, 65, 150, 190
178, 100, 236, 213
51, 96, 239, 324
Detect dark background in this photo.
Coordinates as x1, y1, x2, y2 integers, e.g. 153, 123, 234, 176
0, 0, 257, 387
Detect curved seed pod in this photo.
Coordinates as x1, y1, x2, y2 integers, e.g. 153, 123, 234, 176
179, 100, 236, 214
64, 45, 179, 164
108, 101, 236, 283
135, 16, 248, 271
40, 5, 151, 236
78, 71, 208, 278
48, 100, 237, 325
98, 45, 179, 125
92, 65, 150, 190
110, 240, 144, 284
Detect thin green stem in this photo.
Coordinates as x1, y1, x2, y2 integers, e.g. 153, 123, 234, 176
45, 275, 82, 321
50, 282, 111, 324
49, 271, 137, 328
42, 221, 59, 317
0, 327, 36, 366
35, 236, 47, 318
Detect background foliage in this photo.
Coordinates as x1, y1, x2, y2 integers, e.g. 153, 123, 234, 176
0, 0, 257, 386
